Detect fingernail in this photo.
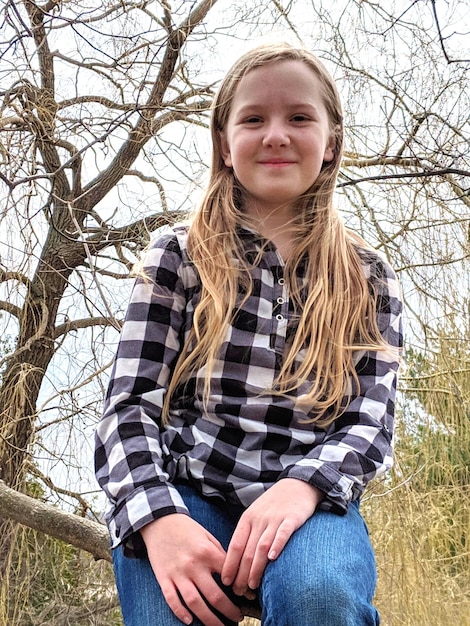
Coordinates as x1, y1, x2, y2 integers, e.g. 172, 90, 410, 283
183, 617, 192, 625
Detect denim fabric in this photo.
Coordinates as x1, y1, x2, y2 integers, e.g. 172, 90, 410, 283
259, 499, 379, 625
112, 484, 379, 626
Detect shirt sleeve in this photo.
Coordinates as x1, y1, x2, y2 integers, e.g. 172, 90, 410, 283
280, 253, 403, 514
94, 228, 192, 554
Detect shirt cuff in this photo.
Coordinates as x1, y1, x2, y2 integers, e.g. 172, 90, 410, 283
279, 459, 360, 515
108, 481, 189, 557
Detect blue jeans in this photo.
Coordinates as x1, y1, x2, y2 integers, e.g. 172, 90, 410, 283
113, 484, 380, 626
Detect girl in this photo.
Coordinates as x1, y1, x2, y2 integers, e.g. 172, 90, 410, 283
95, 43, 402, 626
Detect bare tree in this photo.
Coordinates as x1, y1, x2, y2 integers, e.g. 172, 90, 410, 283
0, 0, 469, 623
0, 0, 229, 584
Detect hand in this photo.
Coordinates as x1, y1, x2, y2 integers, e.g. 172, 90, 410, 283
141, 514, 243, 626
221, 478, 323, 596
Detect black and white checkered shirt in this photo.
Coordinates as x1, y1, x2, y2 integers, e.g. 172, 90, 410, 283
95, 224, 403, 556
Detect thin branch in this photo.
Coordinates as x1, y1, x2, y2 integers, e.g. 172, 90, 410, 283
430, 0, 470, 64
54, 316, 121, 339
338, 167, 470, 188
57, 93, 137, 112
28, 464, 95, 518
79, 0, 219, 211
84, 210, 186, 252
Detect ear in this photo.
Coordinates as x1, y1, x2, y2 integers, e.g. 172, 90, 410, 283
220, 132, 232, 167
323, 133, 336, 163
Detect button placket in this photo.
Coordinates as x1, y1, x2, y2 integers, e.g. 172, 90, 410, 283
268, 256, 288, 349
273, 274, 288, 324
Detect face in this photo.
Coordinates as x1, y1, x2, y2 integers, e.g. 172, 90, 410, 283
220, 60, 335, 218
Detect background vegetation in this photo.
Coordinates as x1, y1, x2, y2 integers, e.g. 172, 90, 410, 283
1, 0, 469, 624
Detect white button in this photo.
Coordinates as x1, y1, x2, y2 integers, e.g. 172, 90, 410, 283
277, 297, 284, 304
276, 314, 284, 321
278, 278, 285, 285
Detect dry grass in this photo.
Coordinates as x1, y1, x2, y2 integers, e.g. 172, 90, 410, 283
366, 482, 470, 625
0, 528, 121, 626
367, 339, 470, 625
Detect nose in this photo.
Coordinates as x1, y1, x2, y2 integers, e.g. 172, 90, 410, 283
262, 119, 290, 147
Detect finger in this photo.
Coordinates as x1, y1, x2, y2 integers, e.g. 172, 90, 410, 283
243, 588, 258, 601
231, 546, 254, 596
241, 520, 297, 592
159, 579, 194, 626
181, 576, 243, 626
235, 525, 277, 594
200, 578, 244, 624
206, 532, 227, 555
266, 518, 297, 562
222, 521, 250, 586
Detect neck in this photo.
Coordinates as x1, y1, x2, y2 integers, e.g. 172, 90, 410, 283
245, 203, 297, 261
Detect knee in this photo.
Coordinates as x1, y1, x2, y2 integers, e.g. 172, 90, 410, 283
286, 568, 357, 616
262, 565, 377, 626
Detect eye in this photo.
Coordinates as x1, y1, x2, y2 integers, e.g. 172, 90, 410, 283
291, 114, 311, 122
243, 116, 263, 124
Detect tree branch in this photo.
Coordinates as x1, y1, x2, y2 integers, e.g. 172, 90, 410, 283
0, 480, 111, 562
54, 316, 121, 340
0, 268, 31, 288
338, 167, 470, 188
0, 300, 22, 319
430, 0, 470, 64
84, 210, 186, 254
79, 0, 218, 211
0, 480, 262, 618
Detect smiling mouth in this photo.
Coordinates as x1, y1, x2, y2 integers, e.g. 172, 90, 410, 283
259, 160, 295, 167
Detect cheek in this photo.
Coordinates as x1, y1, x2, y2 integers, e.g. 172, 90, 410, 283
224, 132, 258, 171
223, 137, 245, 169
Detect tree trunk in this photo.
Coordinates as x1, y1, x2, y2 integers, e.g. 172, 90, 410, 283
0, 233, 79, 583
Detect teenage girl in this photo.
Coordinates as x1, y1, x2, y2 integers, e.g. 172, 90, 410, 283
95, 42, 403, 626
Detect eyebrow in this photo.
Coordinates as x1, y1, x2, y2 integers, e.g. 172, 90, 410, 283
235, 102, 320, 115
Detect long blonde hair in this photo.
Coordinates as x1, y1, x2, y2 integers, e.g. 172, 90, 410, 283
163, 43, 388, 427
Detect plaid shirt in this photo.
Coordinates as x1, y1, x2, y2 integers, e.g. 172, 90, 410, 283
95, 224, 403, 556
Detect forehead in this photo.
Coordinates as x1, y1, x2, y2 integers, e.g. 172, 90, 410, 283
231, 60, 326, 108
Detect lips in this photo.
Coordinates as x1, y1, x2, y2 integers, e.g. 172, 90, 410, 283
258, 159, 296, 167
